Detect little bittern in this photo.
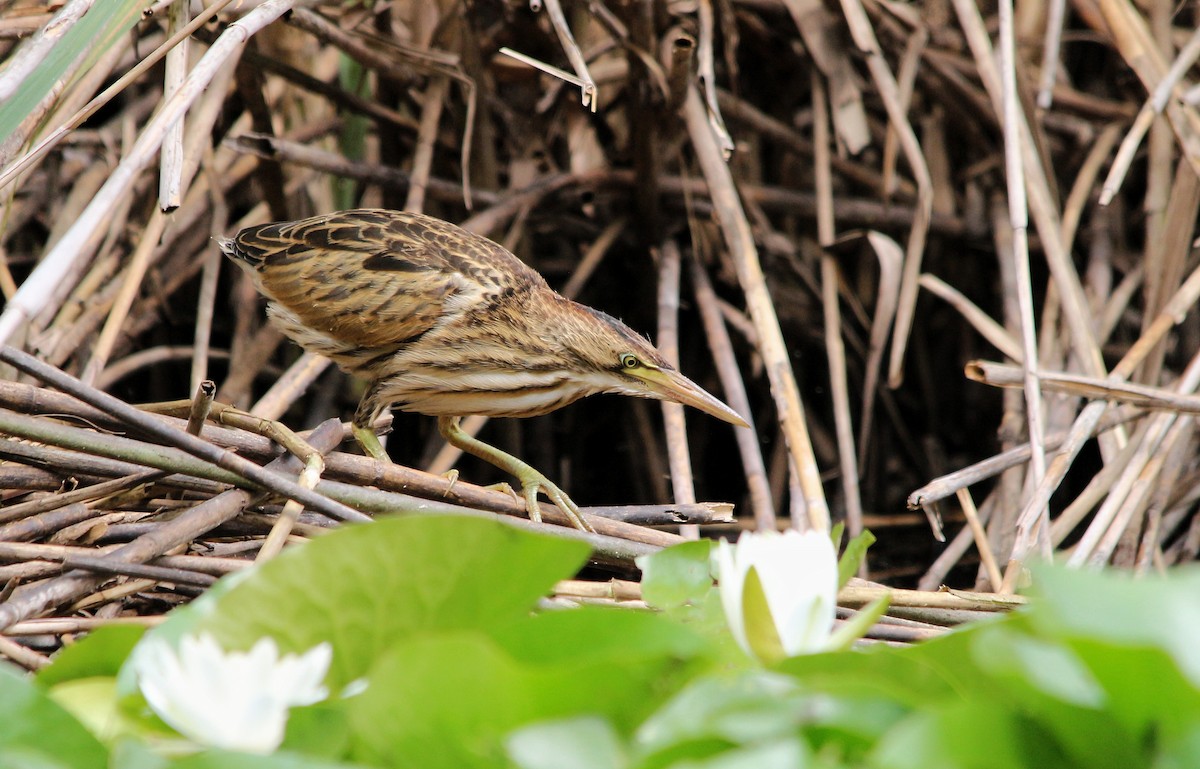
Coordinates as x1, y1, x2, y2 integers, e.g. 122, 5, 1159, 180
221, 209, 747, 532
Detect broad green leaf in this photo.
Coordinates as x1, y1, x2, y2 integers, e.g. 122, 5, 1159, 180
282, 702, 353, 760
871, 703, 1057, 769
145, 516, 590, 689
1063, 640, 1200, 742
635, 667, 900, 768
343, 632, 551, 769
490, 603, 710, 666
169, 750, 369, 769
46, 677, 142, 744
1028, 565, 1200, 688
973, 630, 1105, 708
506, 717, 625, 769
637, 671, 807, 753
673, 589, 744, 659
970, 632, 1141, 769
347, 615, 702, 769
106, 739, 169, 769
490, 606, 712, 730
777, 622, 993, 706
0, 663, 107, 769
1157, 722, 1200, 769
38, 624, 146, 686
109, 739, 168, 769
661, 737, 809, 769
637, 540, 714, 609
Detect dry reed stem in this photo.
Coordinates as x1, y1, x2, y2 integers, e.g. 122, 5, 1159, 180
997, 0, 1048, 555
1097, 0, 1200, 182
687, 255, 775, 530
0, 346, 365, 522
0, 0, 296, 344
956, 488, 1001, 591
849, 232, 902, 468
685, 83, 829, 533
837, 0, 933, 391
0, 419, 344, 633
0, 633, 49, 670
541, 0, 598, 112
1035, 0, 1067, 108
0, 0, 236, 194
917, 493, 996, 591
881, 26, 926, 199
780, 0, 869, 154
970, 361, 1200, 415
404, 76, 448, 214
1063, 348, 1200, 566
250, 353, 333, 420
953, 0, 1109, 387
0, 379, 719, 532
1001, 260, 1200, 568
812, 72, 864, 551
696, 0, 733, 157
908, 409, 1141, 509
3, 0, 1200, 637
1140, 162, 1200, 386
920, 274, 1022, 364
656, 239, 698, 539
158, 0, 189, 209
191, 157, 228, 393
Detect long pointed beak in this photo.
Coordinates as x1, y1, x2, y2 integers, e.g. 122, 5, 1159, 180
639, 368, 750, 428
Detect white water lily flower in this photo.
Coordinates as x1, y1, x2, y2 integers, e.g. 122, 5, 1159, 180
135, 633, 332, 754
714, 529, 838, 663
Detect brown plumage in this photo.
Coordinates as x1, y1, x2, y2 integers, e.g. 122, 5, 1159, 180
222, 209, 746, 531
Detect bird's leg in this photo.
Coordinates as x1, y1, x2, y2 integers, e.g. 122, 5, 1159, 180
437, 416, 595, 533
352, 423, 390, 461
352, 395, 390, 461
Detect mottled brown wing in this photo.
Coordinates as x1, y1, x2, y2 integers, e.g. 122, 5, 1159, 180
231, 209, 546, 349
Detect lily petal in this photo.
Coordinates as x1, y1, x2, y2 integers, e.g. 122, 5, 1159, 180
135, 633, 332, 754
713, 529, 839, 662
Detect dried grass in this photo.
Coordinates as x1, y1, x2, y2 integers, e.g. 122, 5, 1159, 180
1, 0, 1199, 659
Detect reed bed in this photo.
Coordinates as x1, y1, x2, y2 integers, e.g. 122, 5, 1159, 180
0, 0, 1196, 660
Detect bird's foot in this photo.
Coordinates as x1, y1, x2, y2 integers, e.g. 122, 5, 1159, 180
441, 469, 460, 495
483, 481, 522, 505
436, 416, 593, 533
515, 469, 595, 534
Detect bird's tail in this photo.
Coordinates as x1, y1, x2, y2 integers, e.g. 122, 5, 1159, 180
218, 237, 262, 269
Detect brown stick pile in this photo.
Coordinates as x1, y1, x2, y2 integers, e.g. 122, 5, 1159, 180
0, 0, 1198, 659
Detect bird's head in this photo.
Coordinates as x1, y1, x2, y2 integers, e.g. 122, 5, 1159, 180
566, 306, 749, 428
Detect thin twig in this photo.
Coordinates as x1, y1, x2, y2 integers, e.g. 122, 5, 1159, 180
684, 83, 829, 532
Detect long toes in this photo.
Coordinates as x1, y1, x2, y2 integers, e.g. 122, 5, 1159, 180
522, 485, 544, 524
483, 481, 521, 504
514, 472, 592, 532
540, 483, 594, 534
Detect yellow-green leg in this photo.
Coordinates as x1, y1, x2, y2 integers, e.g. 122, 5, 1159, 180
438, 416, 595, 533
353, 418, 470, 496
353, 423, 390, 461
353, 391, 392, 462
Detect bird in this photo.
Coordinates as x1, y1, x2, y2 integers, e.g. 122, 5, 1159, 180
221, 209, 748, 532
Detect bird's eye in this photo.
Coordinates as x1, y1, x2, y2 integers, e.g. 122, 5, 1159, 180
620, 353, 640, 369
